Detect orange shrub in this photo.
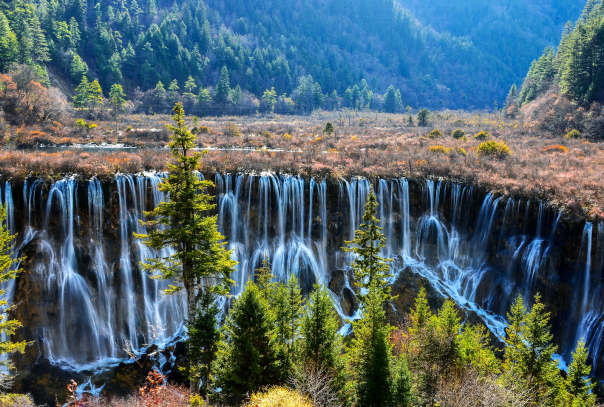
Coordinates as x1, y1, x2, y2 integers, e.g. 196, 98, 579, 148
542, 145, 569, 154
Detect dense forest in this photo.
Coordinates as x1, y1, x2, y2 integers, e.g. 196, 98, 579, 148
0, 0, 559, 112
398, 0, 584, 82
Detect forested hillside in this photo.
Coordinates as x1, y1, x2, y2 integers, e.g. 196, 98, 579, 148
0, 0, 519, 111
398, 0, 584, 82
502, 0, 604, 138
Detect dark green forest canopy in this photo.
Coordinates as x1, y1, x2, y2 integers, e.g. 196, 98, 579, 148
0, 0, 567, 110
398, 0, 584, 82
516, 0, 604, 105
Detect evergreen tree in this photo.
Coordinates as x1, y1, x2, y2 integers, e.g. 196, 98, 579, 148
213, 281, 279, 405
184, 75, 197, 96
187, 290, 220, 397
0, 11, 18, 71
70, 53, 88, 83
348, 280, 392, 407
214, 66, 231, 105
153, 81, 166, 106
229, 85, 242, 107
88, 80, 104, 112
262, 87, 277, 112
383, 85, 400, 113
391, 356, 413, 406
136, 103, 236, 370
417, 108, 430, 126
73, 76, 90, 109
300, 284, 348, 404
342, 186, 393, 305
30, 16, 50, 63
198, 88, 212, 105
0, 207, 27, 377
108, 83, 126, 131
565, 340, 596, 407
272, 275, 304, 381
503, 294, 565, 406
168, 79, 180, 101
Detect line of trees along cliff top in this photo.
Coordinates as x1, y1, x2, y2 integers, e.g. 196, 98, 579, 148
0, 0, 531, 110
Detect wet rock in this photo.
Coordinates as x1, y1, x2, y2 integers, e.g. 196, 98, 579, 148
11, 358, 87, 406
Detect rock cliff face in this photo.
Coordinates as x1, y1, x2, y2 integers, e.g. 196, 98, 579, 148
1, 173, 602, 403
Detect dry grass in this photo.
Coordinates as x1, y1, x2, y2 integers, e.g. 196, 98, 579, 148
1, 107, 604, 220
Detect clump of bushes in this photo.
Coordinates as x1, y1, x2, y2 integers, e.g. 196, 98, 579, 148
428, 129, 443, 138
428, 145, 451, 154
543, 145, 569, 154
260, 131, 273, 138
76, 118, 97, 130
455, 146, 467, 156
474, 131, 491, 140
477, 140, 512, 158
197, 126, 211, 134
564, 129, 581, 139
246, 387, 312, 407
223, 123, 241, 137
451, 129, 466, 139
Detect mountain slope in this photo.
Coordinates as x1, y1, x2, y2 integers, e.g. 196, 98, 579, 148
398, 0, 585, 83
0, 0, 544, 110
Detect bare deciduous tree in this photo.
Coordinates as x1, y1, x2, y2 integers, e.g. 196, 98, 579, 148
437, 369, 534, 407
289, 364, 341, 407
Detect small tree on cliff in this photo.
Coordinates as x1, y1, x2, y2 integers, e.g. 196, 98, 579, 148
342, 186, 393, 305
136, 102, 236, 388
0, 206, 27, 382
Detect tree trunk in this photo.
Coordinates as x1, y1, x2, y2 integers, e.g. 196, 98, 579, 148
185, 281, 198, 392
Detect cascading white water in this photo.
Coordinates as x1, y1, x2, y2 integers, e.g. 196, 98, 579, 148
3, 174, 603, 378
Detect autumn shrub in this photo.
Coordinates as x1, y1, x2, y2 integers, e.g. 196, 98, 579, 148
543, 145, 569, 154
477, 140, 511, 158
455, 146, 467, 156
564, 129, 581, 139
451, 129, 466, 139
0, 393, 37, 407
428, 145, 451, 154
428, 129, 443, 138
197, 126, 211, 134
474, 131, 491, 140
245, 387, 312, 407
223, 123, 241, 137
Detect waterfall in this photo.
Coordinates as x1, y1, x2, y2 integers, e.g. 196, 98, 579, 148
4, 174, 603, 379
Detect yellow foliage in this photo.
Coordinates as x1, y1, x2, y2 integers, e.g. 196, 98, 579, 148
245, 387, 312, 407
428, 145, 451, 154
351, 136, 357, 141
283, 133, 292, 140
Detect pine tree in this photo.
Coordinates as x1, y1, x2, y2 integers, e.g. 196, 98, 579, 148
73, 76, 90, 109
565, 340, 596, 407
300, 284, 341, 371
168, 79, 180, 101
417, 108, 431, 126
184, 75, 197, 95
0, 206, 27, 377
272, 275, 304, 381
300, 284, 348, 404
262, 87, 277, 112
88, 80, 104, 112
30, 16, 50, 63
348, 280, 392, 407
0, 11, 19, 71
391, 356, 413, 406
136, 103, 236, 381
214, 66, 231, 105
503, 294, 565, 406
342, 186, 393, 305
153, 81, 166, 106
383, 85, 399, 113
213, 281, 279, 405
108, 83, 126, 131
187, 290, 220, 397
198, 88, 212, 105
70, 53, 88, 83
